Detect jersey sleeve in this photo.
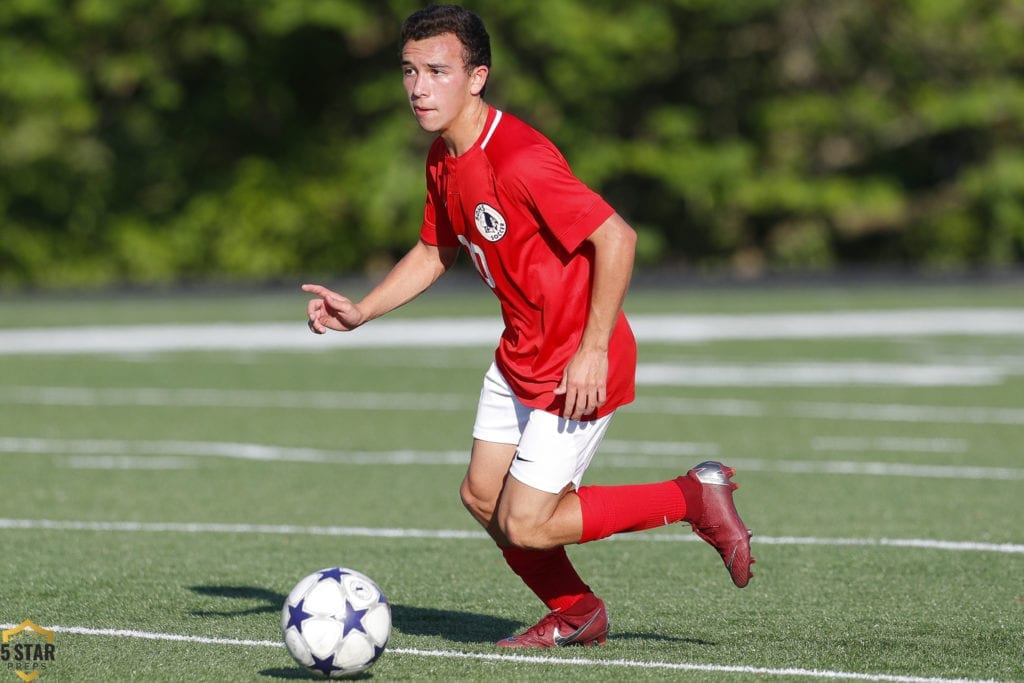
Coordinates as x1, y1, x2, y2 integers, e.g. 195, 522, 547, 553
505, 144, 615, 254
418, 144, 460, 248
419, 190, 459, 247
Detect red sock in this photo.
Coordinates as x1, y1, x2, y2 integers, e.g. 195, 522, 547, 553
501, 546, 591, 612
676, 474, 704, 523
576, 480, 688, 543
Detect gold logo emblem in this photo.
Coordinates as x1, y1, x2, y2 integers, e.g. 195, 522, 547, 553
1, 621, 55, 682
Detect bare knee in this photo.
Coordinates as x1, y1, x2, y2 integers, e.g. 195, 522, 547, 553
497, 481, 580, 550
501, 515, 557, 551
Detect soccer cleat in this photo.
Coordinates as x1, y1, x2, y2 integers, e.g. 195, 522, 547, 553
496, 595, 609, 648
681, 461, 755, 588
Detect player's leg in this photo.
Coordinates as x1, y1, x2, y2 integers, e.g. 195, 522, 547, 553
461, 362, 529, 542
463, 363, 600, 646
575, 462, 755, 588
500, 406, 754, 588
459, 438, 515, 544
499, 473, 689, 548
458, 440, 598, 643
490, 408, 611, 648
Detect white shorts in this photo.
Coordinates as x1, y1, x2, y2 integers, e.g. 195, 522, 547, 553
472, 362, 614, 494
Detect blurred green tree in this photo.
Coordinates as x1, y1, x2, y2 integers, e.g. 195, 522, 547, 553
0, 0, 1021, 289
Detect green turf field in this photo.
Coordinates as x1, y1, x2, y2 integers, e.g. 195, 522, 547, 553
0, 282, 1021, 681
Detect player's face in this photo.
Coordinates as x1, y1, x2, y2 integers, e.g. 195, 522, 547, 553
402, 33, 486, 136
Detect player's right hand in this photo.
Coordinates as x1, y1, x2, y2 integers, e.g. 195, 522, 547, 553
302, 283, 366, 334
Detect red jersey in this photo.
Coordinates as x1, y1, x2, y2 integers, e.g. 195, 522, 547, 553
419, 107, 636, 418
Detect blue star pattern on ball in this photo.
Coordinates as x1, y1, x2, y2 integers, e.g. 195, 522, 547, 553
340, 599, 369, 637
318, 567, 345, 582
285, 599, 313, 631
281, 567, 390, 677
309, 653, 343, 677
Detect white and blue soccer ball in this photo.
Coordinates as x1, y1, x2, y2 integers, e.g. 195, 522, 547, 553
281, 567, 391, 678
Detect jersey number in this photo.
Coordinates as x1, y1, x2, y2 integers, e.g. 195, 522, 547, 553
457, 234, 496, 288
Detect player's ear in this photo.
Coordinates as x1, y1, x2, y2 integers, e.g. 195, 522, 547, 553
469, 65, 489, 96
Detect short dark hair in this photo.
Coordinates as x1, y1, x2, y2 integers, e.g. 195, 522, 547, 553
401, 4, 492, 73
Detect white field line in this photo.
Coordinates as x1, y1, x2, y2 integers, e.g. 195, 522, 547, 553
637, 398, 1024, 425
2, 519, 1022, 555
3, 385, 1024, 425
0, 623, 1005, 683
0, 436, 720, 461
786, 401, 1024, 425
63, 455, 196, 470
811, 436, 968, 453
0, 386, 477, 411
727, 458, 1024, 480
2, 437, 1021, 480
0, 308, 1023, 356
635, 362, 1010, 387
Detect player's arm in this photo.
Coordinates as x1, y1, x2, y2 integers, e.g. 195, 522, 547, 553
556, 212, 637, 420
304, 239, 459, 334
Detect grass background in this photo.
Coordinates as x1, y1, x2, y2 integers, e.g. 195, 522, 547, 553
0, 280, 1021, 681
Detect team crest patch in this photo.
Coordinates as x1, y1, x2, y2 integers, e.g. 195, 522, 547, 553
474, 203, 507, 242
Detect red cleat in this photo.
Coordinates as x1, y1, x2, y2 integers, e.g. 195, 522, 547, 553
681, 461, 755, 588
496, 595, 609, 648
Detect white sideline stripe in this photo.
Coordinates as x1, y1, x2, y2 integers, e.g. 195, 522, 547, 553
0, 623, 281, 648
3, 386, 1024, 425
811, 436, 968, 454
0, 386, 476, 411
2, 519, 1022, 555
0, 308, 1022, 355
0, 437, 468, 466
635, 397, 1024, 425
0, 623, 1003, 683
0, 436, 720, 460
636, 362, 1010, 387
3, 437, 1021, 480
630, 309, 1024, 342
0, 518, 489, 540
63, 455, 195, 470
728, 458, 1024, 481
790, 401, 1024, 425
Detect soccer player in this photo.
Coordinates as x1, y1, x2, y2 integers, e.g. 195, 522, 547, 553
303, 4, 754, 648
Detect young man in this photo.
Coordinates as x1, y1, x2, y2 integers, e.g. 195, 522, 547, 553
303, 4, 754, 648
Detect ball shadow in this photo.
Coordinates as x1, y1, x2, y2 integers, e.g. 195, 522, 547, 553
259, 668, 373, 680
188, 585, 286, 618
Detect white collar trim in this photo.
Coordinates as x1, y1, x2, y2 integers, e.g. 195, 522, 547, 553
480, 109, 503, 150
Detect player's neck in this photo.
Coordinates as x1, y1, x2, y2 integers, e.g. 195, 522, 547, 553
441, 99, 489, 157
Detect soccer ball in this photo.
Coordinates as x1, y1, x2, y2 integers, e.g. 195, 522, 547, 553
281, 567, 391, 678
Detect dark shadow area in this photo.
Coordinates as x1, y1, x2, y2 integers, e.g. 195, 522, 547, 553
258, 668, 314, 680
189, 585, 285, 618
390, 603, 520, 643
189, 587, 713, 646
192, 588, 705, 679
392, 603, 712, 646
260, 668, 373, 680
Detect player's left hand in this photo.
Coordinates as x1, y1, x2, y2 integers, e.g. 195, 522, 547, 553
554, 349, 608, 420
